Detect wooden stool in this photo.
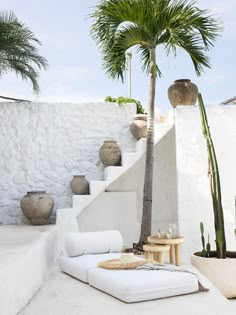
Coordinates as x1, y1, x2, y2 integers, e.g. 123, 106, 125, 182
143, 244, 170, 264
147, 236, 184, 266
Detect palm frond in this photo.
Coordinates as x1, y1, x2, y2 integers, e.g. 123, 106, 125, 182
0, 11, 48, 93
102, 24, 152, 80
138, 45, 162, 77
91, 0, 222, 79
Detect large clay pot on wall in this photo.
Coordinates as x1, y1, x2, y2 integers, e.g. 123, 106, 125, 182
168, 79, 198, 108
71, 175, 89, 195
130, 114, 147, 140
20, 191, 54, 225
99, 140, 121, 167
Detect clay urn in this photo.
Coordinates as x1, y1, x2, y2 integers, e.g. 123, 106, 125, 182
20, 191, 54, 225
168, 79, 198, 108
99, 140, 121, 167
71, 175, 89, 195
130, 114, 147, 140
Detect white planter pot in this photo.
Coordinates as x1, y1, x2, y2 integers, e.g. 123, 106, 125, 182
191, 252, 236, 298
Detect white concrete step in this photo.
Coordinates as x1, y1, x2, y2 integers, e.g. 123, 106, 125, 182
135, 123, 174, 153
72, 195, 94, 215
122, 152, 143, 167
154, 123, 174, 140
0, 225, 59, 315
104, 166, 129, 181
89, 180, 108, 195
136, 138, 146, 152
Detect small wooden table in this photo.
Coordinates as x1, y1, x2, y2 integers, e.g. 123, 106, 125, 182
147, 236, 184, 266
143, 244, 170, 264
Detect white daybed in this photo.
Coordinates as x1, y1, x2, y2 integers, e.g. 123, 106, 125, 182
59, 230, 199, 303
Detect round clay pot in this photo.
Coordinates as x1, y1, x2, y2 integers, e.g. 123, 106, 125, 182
130, 114, 147, 140
168, 79, 198, 108
71, 175, 89, 195
191, 252, 236, 298
99, 140, 121, 167
20, 191, 54, 225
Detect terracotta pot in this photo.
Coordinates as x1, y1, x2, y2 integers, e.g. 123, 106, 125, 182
71, 175, 89, 195
168, 79, 198, 108
191, 252, 236, 298
20, 191, 54, 225
130, 114, 147, 140
99, 140, 121, 167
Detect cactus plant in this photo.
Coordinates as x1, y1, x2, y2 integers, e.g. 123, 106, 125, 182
200, 222, 207, 257
198, 93, 226, 258
206, 234, 211, 258
200, 222, 211, 257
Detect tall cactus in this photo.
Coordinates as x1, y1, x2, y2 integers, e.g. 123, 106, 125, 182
200, 222, 206, 257
198, 93, 226, 258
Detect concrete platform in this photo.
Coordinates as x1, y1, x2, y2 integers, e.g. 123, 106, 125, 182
20, 263, 234, 315
0, 225, 59, 315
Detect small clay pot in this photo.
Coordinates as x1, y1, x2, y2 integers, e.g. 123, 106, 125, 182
71, 175, 89, 195
99, 140, 121, 167
20, 191, 54, 225
130, 114, 147, 140
168, 79, 198, 108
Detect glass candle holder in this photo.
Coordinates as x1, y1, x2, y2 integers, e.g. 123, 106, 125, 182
168, 223, 177, 239
157, 229, 164, 238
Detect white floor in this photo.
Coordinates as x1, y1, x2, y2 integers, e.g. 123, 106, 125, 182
20, 264, 235, 315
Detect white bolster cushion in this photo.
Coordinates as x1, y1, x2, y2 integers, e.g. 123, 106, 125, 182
65, 230, 123, 257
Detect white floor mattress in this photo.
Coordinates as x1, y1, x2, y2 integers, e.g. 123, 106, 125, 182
88, 267, 199, 303
59, 253, 121, 283
60, 254, 199, 303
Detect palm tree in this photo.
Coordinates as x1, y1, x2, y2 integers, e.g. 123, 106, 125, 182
0, 11, 48, 93
91, 0, 221, 247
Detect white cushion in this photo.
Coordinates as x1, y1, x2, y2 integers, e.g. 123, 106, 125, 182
65, 230, 123, 257
88, 267, 199, 303
59, 253, 121, 283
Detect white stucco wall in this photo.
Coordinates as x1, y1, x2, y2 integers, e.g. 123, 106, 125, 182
0, 102, 136, 224
176, 105, 236, 262
107, 124, 178, 235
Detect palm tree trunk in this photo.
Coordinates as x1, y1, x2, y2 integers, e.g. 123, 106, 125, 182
139, 48, 156, 245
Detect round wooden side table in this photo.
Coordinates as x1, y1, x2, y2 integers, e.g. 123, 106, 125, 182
147, 236, 184, 266
143, 244, 170, 264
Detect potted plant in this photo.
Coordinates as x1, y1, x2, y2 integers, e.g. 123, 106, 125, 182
105, 96, 147, 140
191, 93, 236, 298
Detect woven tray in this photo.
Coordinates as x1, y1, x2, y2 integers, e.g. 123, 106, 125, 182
98, 258, 150, 270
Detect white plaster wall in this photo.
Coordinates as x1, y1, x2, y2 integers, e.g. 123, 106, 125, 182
78, 192, 137, 247
0, 102, 136, 224
176, 105, 236, 262
107, 124, 178, 235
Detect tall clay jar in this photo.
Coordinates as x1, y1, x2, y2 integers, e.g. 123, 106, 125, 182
71, 175, 89, 195
99, 140, 121, 167
20, 191, 54, 225
130, 114, 147, 140
168, 79, 198, 108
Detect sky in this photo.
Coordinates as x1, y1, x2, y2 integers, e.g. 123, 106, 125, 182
1, 0, 236, 113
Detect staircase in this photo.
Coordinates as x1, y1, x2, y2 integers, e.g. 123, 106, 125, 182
57, 115, 175, 253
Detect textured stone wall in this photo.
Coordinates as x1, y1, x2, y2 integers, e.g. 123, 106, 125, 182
175, 105, 236, 262
0, 102, 136, 224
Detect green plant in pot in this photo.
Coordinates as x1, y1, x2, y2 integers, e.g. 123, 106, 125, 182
105, 96, 146, 114
105, 96, 147, 140
191, 93, 236, 298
